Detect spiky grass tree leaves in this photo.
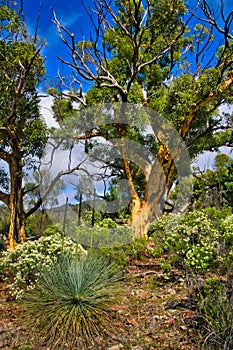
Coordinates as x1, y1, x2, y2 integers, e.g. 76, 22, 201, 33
20, 252, 123, 348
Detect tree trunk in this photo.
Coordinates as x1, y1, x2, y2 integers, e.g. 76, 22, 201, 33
118, 131, 171, 238
131, 157, 167, 237
7, 156, 26, 250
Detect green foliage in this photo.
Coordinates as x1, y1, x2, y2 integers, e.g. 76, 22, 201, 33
43, 222, 63, 236
20, 252, 122, 348
0, 36, 48, 160
0, 204, 9, 235
123, 237, 148, 260
198, 278, 233, 349
99, 237, 156, 268
48, 89, 76, 122
185, 245, 217, 272
0, 3, 48, 245
0, 5, 21, 35
221, 214, 233, 246
0, 237, 6, 252
25, 212, 52, 238
81, 209, 103, 226
98, 217, 118, 228
202, 206, 232, 222
192, 154, 233, 209
73, 221, 132, 248
43, 220, 135, 267
0, 234, 86, 299
150, 209, 233, 273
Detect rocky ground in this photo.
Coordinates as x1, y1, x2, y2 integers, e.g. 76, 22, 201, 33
0, 254, 203, 350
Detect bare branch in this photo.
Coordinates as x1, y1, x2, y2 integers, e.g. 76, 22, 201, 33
26, 155, 88, 218
0, 190, 9, 206
192, 0, 233, 41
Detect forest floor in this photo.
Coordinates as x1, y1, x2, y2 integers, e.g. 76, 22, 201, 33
0, 248, 204, 350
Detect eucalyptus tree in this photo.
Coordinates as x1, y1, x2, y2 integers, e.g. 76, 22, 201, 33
0, 3, 48, 249
51, 0, 233, 236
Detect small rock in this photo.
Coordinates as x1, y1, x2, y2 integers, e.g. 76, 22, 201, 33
127, 317, 139, 327
107, 344, 123, 350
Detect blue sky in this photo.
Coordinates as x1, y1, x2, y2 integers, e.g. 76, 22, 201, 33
23, 0, 94, 83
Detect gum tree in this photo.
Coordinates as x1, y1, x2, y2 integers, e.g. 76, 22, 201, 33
0, 3, 47, 249
51, 0, 233, 236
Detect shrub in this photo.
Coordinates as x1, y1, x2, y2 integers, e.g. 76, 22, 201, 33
123, 237, 148, 260
199, 278, 233, 349
185, 245, 217, 272
0, 233, 86, 299
221, 214, 233, 246
20, 252, 122, 348
149, 210, 220, 272
99, 237, 156, 268
0, 237, 6, 253
72, 221, 132, 248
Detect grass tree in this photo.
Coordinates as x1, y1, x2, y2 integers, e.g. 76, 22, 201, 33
20, 252, 123, 348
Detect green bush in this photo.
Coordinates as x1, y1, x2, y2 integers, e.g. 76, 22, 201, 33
43, 222, 63, 236
185, 245, 217, 272
202, 206, 232, 223
0, 233, 86, 299
0, 237, 6, 252
20, 252, 122, 348
99, 236, 156, 268
123, 237, 148, 260
221, 214, 233, 246
149, 210, 221, 272
198, 278, 233, 349
71, 221, 132, 248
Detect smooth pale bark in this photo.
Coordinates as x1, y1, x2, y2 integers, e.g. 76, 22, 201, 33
131, 153, 168, 237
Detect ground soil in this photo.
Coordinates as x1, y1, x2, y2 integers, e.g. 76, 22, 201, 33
0, 253, 203, 350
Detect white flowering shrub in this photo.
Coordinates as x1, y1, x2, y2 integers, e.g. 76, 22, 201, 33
150, 210, 221, 272
221, 215, 233, 245
0, 234, 86, 299
185, 245, 217, 272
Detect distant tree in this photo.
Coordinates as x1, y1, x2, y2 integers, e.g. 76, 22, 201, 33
193, 153, 233, 209
50, 0, 233, 236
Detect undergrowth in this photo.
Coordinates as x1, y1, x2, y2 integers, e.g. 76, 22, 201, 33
20, 252, 123, 349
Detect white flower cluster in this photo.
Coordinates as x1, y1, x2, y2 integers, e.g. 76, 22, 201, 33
0, 233, 86, 299
151, 210, 222, 272
221, 215, 233, 243
185, 245, 216, 271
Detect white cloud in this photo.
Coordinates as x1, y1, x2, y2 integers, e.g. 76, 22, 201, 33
39, 95, 59, 128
